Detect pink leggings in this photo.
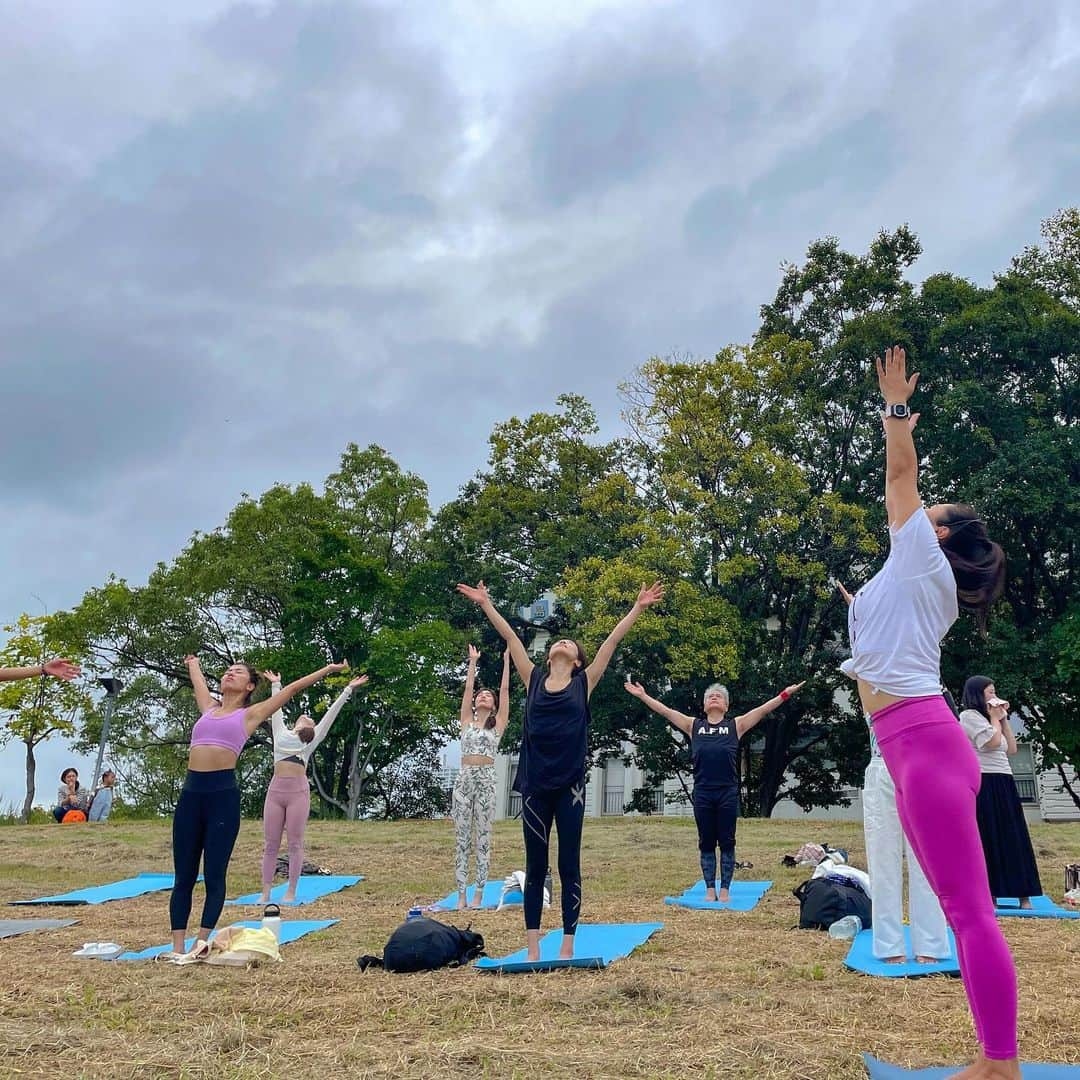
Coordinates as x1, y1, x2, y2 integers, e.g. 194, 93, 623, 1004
873, 696, 1018, 1060
262, 775, 310, 892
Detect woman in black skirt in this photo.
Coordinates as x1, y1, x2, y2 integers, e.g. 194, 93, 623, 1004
959, 675, 1042, 908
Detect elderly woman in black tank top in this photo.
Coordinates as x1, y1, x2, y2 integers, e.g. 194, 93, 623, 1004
457, 579, 664, 961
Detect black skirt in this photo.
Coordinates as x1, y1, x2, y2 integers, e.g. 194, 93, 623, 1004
975, 772, 1042, 900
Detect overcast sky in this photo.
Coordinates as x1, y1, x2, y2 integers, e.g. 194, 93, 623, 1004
2, 0, 1077, 807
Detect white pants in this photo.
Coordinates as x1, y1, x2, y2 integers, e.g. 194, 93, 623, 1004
863, 757, 949, 960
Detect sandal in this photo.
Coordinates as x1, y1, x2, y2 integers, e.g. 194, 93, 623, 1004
173, 939, 211, 966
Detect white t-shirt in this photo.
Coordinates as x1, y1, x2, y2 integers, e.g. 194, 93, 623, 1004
270, 682, 353, 766
958, 709, 1012, 775
841, 509, 959, 698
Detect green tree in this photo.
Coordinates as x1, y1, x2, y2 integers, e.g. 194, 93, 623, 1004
0, 614, 93, 822
62, 445, 461, 817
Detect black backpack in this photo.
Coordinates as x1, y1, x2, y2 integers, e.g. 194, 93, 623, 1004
357, 917, 485, 973
793, 877, 873, 931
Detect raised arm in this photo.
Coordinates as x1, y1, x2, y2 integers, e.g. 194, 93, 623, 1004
495, 648, 511, 737
734, 682, 806, 739
461, 645, 479, 728
261, 672, 286, 741
309, 675, 367, 752
244, 662, 348, 729
185, 655, 216, 714
586, 582, 664, 694
877, 346, 922, 529
1, 659, 81, 683
624, 680, 694, 736
457, 582, 534, 684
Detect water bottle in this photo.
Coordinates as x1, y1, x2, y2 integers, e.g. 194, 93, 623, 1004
406, 906, 423, 921
261, 903, 282, 942
827, 915, 862, 941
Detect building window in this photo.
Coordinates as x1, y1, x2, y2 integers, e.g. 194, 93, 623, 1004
1011, 744, 1038, 804
602, 786, 625, 815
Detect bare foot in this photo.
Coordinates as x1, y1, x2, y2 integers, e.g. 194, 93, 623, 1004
916, 955, 945, 964
945, 1052, 1022, 1080
281, 891, 297, 904
468, 894, 483, 909
717, 887, 731, 903
526, 929, 541, 962
558, 934, 575, 960
257, 892, 271, 905
456, 892, 467, 911
705, 888, 718, 902
1019, 897, 1033, 910
883, 956, 907, 965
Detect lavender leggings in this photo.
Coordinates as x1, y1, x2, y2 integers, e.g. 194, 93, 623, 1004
873, 696, 1018, 1061
262, 775, 310, 892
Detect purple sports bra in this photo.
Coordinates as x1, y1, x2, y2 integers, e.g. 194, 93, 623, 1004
190, 707, 249, 756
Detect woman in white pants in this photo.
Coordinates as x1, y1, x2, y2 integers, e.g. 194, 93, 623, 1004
864, 722, 950, 963
840, 582, 949, 964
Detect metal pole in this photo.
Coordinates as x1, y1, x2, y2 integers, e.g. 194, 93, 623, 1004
92, 678, 122, 790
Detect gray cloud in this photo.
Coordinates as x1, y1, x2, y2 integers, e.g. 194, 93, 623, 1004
2, 0, 1079, 799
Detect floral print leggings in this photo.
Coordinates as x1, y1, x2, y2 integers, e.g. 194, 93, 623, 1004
452, 765, 497, 892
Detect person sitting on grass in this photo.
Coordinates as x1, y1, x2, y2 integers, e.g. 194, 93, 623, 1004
53, 767, 90, 822
88, 769, 117, 823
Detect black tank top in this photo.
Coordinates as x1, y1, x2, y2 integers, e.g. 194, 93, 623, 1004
514, 666, 591, 795
691, 717, 739, 791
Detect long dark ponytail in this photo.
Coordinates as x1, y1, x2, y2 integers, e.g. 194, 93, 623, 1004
938, 505, 1006, 634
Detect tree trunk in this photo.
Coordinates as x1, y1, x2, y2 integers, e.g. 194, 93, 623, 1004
756, 715, 792, 817
1056, 762, 1080, 813
22, 738, 37, 824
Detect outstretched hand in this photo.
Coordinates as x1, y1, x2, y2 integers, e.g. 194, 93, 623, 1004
624, 680, 647, 699
467, 644, 480, 663
875, 345, 919, 404
783, 681, 807, 698
349, 674, 369, 690
260, 670, 281, 683
326, 661, 349, 674
456, 581, 491, 606
636, 581, 665, 609
43, 658, 81, 681
835, 581, 854, 606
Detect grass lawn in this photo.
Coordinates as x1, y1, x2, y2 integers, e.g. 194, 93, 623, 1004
1, 815, 1077, 1079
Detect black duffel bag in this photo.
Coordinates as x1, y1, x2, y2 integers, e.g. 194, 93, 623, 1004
358, 917, 485, 973
793, 876, 872, 930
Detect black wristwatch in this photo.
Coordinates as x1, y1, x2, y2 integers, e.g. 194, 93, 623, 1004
883, 402, 911, 421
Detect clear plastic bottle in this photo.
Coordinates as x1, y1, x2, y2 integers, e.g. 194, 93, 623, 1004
827, 915, 863, 940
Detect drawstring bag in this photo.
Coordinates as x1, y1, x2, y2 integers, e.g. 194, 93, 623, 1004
358, 917, 485, 973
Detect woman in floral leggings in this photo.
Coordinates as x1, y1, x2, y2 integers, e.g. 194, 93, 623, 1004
451, 645, 510, 909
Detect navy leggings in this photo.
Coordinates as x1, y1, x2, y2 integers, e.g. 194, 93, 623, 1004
693, 787, 738, 890
522, 783, 586, 934
169, 770, 241, 932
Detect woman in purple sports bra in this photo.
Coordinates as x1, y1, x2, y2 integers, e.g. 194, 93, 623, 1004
161, 655, 347, 964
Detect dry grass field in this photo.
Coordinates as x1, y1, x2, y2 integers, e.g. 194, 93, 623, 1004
1, 815, 1077, 1079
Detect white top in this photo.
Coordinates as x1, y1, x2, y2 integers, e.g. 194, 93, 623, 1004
461, 723, 500, 759
269, 681, 353, 766
841, 509, 959, 698
958, 708, 1012, 775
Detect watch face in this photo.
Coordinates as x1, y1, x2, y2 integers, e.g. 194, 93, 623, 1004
888, 403, 910, 418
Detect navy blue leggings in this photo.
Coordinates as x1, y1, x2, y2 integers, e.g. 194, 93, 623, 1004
522, 784, 586, 934
693, 788, 738, 890
169, 770, 241, 932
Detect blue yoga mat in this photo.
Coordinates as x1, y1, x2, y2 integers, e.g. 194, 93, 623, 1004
226, 875, 363, 907
114, 918, 338, 961
995, 894, 1080, 920
10, 872, 195, 906
664, 880, 772, 912
475, 922, 663, 974
864, 1054, 1080, 1078
844, 928, 959, 979
431, 881, 522, 911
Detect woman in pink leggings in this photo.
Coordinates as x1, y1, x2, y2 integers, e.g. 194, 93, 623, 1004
259, 672, 368, 903
842, 347, 1015, 1080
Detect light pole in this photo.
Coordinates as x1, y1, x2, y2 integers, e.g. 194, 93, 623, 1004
92, 677, 123, 790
